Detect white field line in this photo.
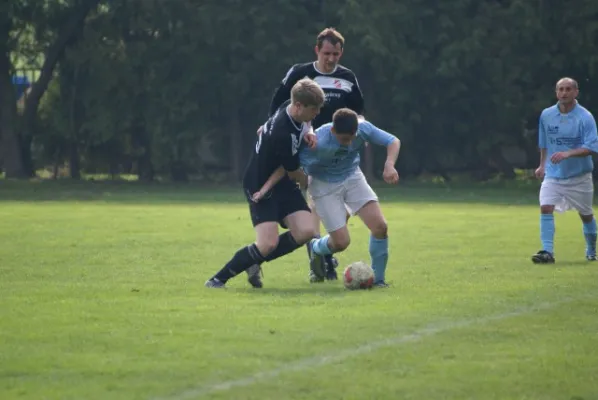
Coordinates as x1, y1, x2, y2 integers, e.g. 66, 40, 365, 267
154, 295, 592, 400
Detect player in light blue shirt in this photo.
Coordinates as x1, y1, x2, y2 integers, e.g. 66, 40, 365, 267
301, 108, 400, 286
532, 77, 598, 264
299, 119, 397, 183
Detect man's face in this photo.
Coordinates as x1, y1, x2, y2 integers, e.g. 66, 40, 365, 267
556, 80, 578, 105
296, 103, 322, 122
315, 40, 343, 73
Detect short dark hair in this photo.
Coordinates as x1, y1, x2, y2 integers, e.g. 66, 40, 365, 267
332, 108, 358, 135
316, 27, 345, 50
556, 77, 579, 90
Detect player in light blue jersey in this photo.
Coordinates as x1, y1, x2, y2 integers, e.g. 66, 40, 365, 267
532, 77, 598, 264
301, 108, 400, 285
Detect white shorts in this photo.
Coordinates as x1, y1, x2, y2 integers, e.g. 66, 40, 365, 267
539, 172, 594, 215
308, 168, 378, 232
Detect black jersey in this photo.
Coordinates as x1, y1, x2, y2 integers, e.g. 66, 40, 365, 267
269, 62, 364, 129
243, 102, 307, 193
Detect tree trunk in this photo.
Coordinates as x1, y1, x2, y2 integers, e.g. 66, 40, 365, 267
132, 97, 153, 182
0, 49, 25, 178
69, 142, 81, 180
18, 0, 101, 178
170, 160, 188, 182
69, 64, 81, 180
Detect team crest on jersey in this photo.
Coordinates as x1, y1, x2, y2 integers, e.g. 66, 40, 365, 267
547, 125, 559, 135
313, 76, 354, 92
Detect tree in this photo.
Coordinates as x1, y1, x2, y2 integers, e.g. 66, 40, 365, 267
1, 0, 99, 178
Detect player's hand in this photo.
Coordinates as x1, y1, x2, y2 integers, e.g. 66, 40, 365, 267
256, 125, 264, 135
302, 122, 316, 148
534, 166, 545, 179
550, 151, 570, 164
383, 162, 399, 184
303, 131, 317, 148
251, 190, 265, 203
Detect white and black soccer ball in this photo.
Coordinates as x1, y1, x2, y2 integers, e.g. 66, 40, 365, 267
343, 261, 374, 290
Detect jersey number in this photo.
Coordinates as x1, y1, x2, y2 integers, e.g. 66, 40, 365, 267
255, 132, 263, 154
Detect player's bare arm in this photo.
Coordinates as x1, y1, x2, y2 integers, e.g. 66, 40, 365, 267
303, 123, 317, 148
551, 148, 593, 164
536, 148, 547, 178
383, 138, 400, 184
251, 166, 285, 203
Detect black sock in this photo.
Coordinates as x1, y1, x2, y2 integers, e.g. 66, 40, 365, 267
324, 254, 335, 271
264, 232, 302, 262
214, 244, 265, 283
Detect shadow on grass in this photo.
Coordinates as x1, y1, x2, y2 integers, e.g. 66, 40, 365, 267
552, 260, 597, 267
232, 285, 352, 297
0, 179, 547, 206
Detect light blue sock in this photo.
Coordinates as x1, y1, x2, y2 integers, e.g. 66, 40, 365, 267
312, 235, 332, 256
540, 214, 555, 254
369, 235, 388, 283
582, 218, 597, 256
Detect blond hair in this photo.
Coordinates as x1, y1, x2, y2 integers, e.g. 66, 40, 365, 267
290, 78, 325, 108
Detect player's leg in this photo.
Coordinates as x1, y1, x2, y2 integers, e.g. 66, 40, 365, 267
565, 174, 596, 261
354, 201, 389, 287
345, 170, 389, 286
307, 196, 342, 280
306, 182, 347, 282
206, 195, 279, 288
205, 221, 278, 288
245, 182, 315, 288
532, 179, 560, 263
579, 212, 596, 260
265, 184, 316, 262
308, 202, 352, 280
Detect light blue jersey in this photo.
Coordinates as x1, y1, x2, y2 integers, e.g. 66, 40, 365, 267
539, 102, 598, 179
299, 120, 397, 183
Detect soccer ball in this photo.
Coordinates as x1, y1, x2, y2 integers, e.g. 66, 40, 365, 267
343, 261, 374, 290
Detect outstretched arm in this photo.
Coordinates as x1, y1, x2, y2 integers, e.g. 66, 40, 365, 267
382, 138, 400, 184
359, 120, 400, 185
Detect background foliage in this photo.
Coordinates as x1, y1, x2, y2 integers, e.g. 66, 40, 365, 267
2, 0, 598, 182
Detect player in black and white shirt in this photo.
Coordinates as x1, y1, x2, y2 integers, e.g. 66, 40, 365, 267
270, 62, 363, 130
205, 78, 325, 289
243, 101, 307, 203
248, 27, 364, 286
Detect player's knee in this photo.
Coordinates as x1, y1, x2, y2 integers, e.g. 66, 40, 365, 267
335, 235, 350, 251
540, 205, 555, 214
370, 219, 388, 239
580, 213, 594, 223
256, 237, 279, 257
292, 225, 317, 245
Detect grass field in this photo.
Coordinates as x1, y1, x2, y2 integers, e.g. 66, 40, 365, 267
1, 180, 597, 400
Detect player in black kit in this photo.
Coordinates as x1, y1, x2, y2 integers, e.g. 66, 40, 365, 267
205, 78, 325, 289
247, 28, 365, 287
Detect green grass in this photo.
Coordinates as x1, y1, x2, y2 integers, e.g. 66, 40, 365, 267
1, 181, 597, 400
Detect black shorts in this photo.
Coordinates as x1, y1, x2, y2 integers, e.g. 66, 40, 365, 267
245, 178, 310, 228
